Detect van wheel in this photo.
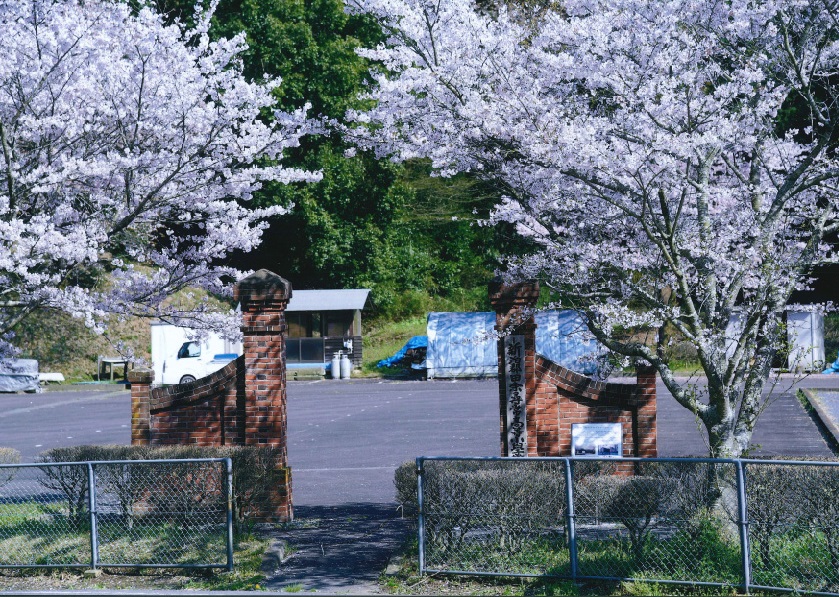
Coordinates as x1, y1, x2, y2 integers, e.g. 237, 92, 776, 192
179, 375, 196, 385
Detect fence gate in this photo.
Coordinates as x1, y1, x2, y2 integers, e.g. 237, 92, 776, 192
0, 458, 233, 571
417, 456, 839, 595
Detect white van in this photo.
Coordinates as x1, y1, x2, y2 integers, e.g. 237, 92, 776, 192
151, 323, 242, 385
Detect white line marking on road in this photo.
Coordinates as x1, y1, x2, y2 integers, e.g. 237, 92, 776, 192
0, 392, 124, 419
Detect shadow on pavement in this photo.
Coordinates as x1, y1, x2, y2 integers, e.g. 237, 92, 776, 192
261, 502, 413, 594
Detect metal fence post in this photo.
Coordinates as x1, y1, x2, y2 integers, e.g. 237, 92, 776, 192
735, 460, 751, 594
87, 463, 99, 571
416, 457, 426, 575
564, 458, 578, 582
225, 458, 234, 573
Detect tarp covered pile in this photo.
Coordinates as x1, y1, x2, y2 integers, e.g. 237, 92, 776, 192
377, 335, 428, 368
375, 311, 598, 379
0, 359, 40, 392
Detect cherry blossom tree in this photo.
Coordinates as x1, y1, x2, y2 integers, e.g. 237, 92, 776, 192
0, 0, 320, 356
348, 0, 839, 456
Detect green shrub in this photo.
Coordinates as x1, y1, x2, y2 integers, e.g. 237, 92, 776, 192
38, 446, 114, 520
744, 463, 808, 569
414, 460, 566, 553
37, 445, 286, 534
0, 447, 21, 488
797, 463, 839, 573
394, 461, 417, 515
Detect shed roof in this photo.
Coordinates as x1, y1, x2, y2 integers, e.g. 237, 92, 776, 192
286, 289, 371, 312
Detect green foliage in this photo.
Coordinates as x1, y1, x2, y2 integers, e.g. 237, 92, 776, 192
145, 0, 502, 317
824, 313, 839, 364
13, 312, 122, 382
36, 445, 286, 536
394, 461, 417, 514
0, 448, 20, 489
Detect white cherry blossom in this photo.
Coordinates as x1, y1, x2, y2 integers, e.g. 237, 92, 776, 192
0, 0, 320, 354
349, 0, 839, 456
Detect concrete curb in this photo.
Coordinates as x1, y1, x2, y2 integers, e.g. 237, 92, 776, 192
799, 388, 839, 448
260, 537, 290, 577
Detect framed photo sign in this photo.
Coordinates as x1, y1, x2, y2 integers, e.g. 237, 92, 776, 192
571, 423, 623, 458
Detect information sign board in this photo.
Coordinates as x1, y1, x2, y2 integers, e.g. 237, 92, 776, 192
571, 422, 623, 457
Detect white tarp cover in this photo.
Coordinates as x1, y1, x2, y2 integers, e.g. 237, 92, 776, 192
536, 310, 599, 375
426, 311, 599, 379
787, 310, 825, 372
0, 359, 39, 392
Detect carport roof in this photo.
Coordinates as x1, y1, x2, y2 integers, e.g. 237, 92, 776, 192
286, 289, 371, 312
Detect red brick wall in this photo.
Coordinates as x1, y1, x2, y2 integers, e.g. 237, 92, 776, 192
146, 357, 243, 446
130, 369, 152, 445
535, 358, 657, 458
129, 269, 294, 521
490, 280, 657, 459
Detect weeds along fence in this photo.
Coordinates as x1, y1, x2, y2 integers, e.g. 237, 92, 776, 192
414, 456, 839, 595
0, 458, 233, 571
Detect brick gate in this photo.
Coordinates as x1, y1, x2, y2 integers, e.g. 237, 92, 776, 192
129, 269, 293, 520
489, 279, 657, 459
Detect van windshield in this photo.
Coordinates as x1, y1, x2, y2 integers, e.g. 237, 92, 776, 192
177, 341, 201, 359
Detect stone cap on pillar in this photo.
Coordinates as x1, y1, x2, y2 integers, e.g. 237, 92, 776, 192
488, 278, 540, 312
234, 269, 292, 311
128, 368, 154, 385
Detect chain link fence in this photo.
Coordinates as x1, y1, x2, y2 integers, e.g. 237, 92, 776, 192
0, 458, 233, 571
417, 456, 839, 594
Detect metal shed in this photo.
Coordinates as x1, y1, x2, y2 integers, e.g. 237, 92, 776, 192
285, 289, 371, 368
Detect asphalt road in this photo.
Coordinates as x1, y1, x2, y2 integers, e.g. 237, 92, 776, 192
0, 375, 836, 507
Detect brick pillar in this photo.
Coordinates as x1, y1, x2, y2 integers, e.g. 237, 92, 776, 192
489, 279, 540, 457
233, 269, 293, 520
635, 365, 658, 457
128, 368, 153, 446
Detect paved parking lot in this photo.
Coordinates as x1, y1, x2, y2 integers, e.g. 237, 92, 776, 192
0, 375, 835, 507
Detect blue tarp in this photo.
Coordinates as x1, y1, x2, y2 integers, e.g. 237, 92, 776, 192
377, 335, 428, 368
823, 355, 839, 374
424, 311, 600, 379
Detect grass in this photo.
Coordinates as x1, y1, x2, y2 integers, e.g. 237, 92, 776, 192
0, 533, 269, 592
360, 315, 428, 376
184, 534, 269, 591
381, 542, 748, 596
381, 516, 838, 596
0, 515, 229, 567
0, 499, 268, 591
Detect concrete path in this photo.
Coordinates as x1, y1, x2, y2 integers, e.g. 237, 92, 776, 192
801, 388, 839, 449
260, 504, 411, 594
657, 377, 836, 457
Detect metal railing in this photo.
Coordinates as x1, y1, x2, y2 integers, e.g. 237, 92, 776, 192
0, 458, 233, 571
416, 456, 839, 595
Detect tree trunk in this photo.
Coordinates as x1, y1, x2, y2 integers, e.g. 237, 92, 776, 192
707, 412, 743, 459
